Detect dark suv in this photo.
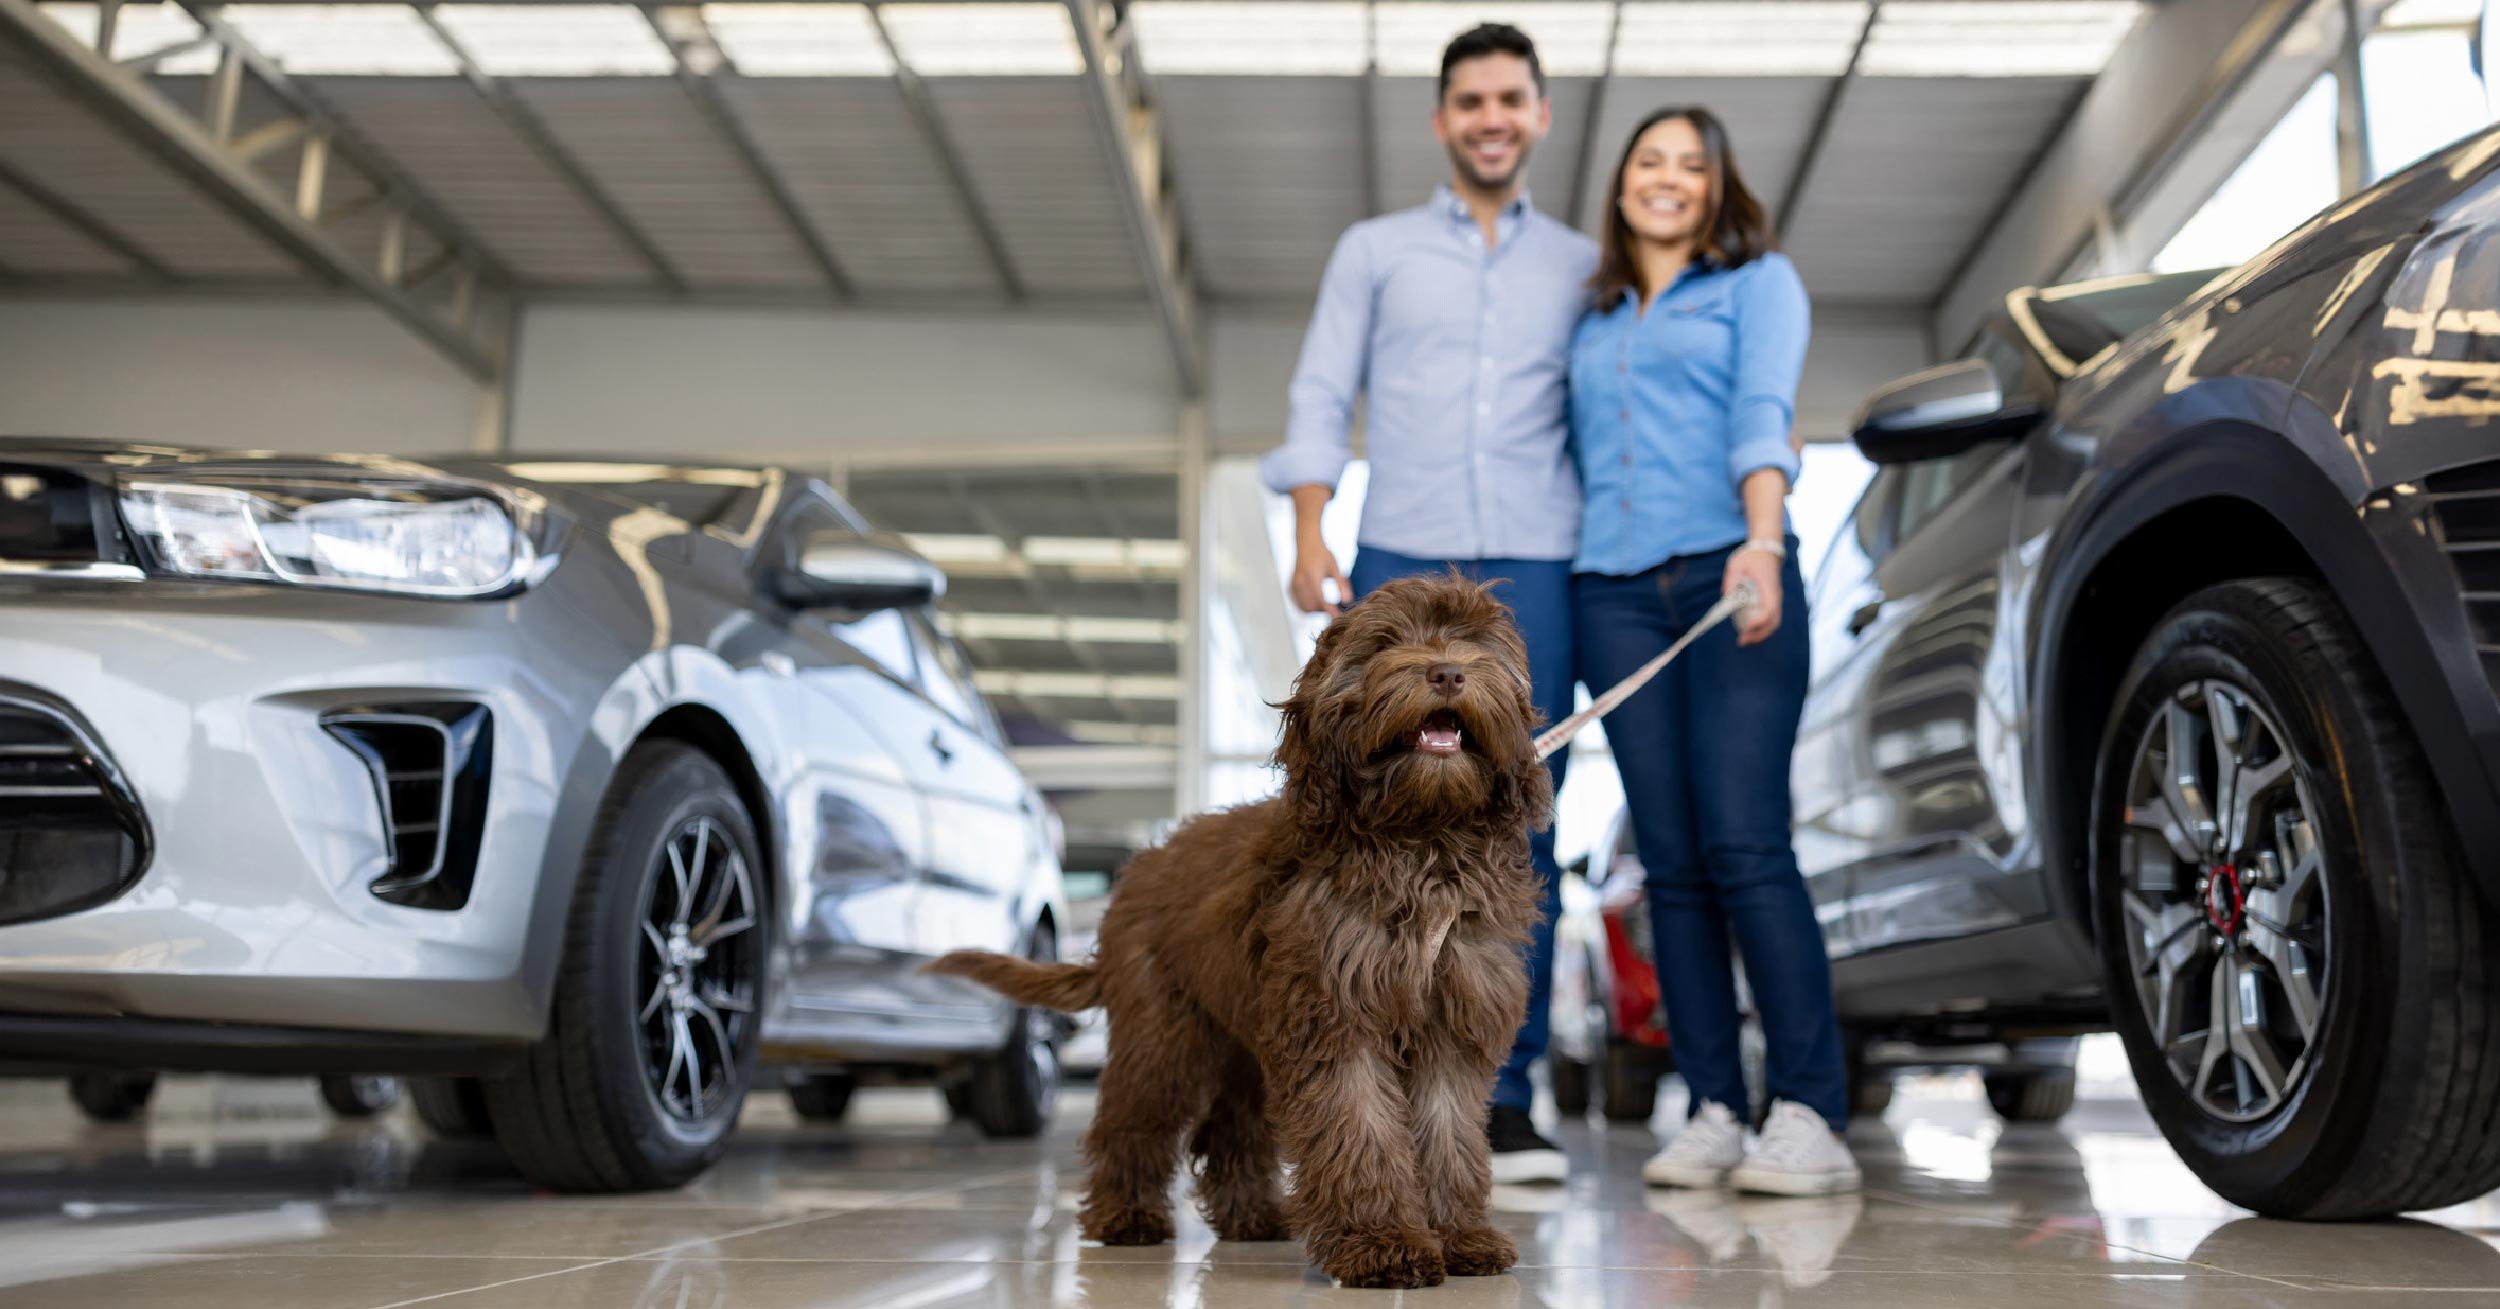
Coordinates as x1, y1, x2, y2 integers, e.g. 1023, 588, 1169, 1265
1801, 123, 2500, 1220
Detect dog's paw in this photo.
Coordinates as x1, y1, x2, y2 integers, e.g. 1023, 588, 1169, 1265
1080, 1205, 1175, 1247
1439, 1224, 1517, 1276
1322, 1229, 1446, 1289
1211, 1204, 1293, 1243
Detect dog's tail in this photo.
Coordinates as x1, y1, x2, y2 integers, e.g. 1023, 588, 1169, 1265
922, 951, 1103, 1012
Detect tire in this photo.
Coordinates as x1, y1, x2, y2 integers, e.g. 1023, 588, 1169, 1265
2090, 578, 2500, 1218
1550, 1057, 1593, 1117
941, 1077, 975, 1120
788, 1074, 857, 1122
411, 1077, 495, 1138
68, 1072, 155, 1122
964, 923, 1062, 1139
483, 742, 770, 1192
1600, 1043, 1659, 1123
319, 1074, 404, 1119
1985, 1069, 2077, 1124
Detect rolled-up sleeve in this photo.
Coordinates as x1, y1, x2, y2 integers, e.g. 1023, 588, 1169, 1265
1726, 255, 1809, 489
1260, 226, 1374, 495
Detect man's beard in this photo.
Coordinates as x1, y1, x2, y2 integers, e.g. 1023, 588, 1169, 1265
1446, 136, 1532, 193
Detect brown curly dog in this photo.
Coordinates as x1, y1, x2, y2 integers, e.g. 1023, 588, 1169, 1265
927, 572, 1552, 1290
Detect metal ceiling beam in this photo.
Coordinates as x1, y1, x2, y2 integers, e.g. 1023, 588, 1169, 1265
1066, 0, 1202, 398
865, 2, 1023, 301
0, 0, 503, 379
644, 7, 856, 300
0, 154, 176, 281
412, 3, 687, 294
1361, 0, 1382, 217
1566, 1, 1623, 231
1775, 0, 1880, 242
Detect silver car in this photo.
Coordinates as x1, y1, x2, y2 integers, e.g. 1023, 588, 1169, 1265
0, 439, 1066, 1190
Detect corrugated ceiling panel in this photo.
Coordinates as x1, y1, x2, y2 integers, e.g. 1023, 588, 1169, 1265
0, 44, 297, 278
0, 177, 135, 275
719, 78, 1001, 297
513, 78, 822, 289
311, 77, 651, 286
924, 78, 1141, 297
1157, 76, 1365, 301
1782, 77, 2086, 302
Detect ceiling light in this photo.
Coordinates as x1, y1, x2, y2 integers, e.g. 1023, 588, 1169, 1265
877, 3, 1083, 75
2380, 0, 2481, 26
1613, 1, 1870, 76
902, 532, 1011, 563
39, 2, 218, 72
1859, 1, 2145, 77
217, 5, 458, 76
430, 4, 677, 76
1373, 3, 1614, 76
702, 2, 894, 76
1129, 2, 1367, 75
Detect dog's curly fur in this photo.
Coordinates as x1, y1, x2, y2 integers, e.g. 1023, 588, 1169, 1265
928, 573, 1553, 1289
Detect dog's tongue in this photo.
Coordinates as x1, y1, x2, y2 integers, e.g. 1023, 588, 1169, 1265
1417, 714, 1463, 755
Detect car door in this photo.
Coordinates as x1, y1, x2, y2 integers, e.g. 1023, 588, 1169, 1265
1835, 421, 2036, 956
1794, 469, 1898, 957
898, 610, 1046, 970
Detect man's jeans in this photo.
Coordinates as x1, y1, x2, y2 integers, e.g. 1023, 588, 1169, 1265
1349, 547, 1572, 1114
1571, 543, 1850, 1128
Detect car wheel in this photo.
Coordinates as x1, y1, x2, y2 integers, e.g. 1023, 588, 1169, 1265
940, 1076, 976, 1120
2091, 578, 2500, 1218
68, 1072, 155, 1122
485, 742, 769, 1192
1600, 1043, 1659, 1123
1984, 1069, 2077, 1124
788, 1074, 857, 1122
319, 1074, 404, 1119
1550, 1056, 1592, 1117
411, 1077, 495, 1138
964, 923, 1061, 1139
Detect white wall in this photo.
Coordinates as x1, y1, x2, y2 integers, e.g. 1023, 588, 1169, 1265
511, 303, 1183, 467
0, 298, 482, 454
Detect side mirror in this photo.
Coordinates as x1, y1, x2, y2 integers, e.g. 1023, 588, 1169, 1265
1850, 358, 2041, 465
771, 532, 946, 612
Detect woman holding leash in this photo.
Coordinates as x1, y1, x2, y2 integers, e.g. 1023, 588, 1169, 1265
1568, 106, 1859, 1195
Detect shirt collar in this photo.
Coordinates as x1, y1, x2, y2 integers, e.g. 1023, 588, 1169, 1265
1432, 184, 1533, 227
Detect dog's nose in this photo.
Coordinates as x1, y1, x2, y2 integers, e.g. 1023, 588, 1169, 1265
1428, 663, 1466, 698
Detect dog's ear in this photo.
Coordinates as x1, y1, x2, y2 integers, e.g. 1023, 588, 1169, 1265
1274, 615, 1355, 826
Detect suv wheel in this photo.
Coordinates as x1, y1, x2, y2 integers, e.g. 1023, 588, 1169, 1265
2091, 578, 2500, 1218
788, 1073, 857, 1122
68, 1072, 155, 1122
963, 923, 1061, 1138
485, 743, 769, 1191
1984, 1069, 2076, 1124
1549, 1055, 1593, 1117
319, 1075, 404, 1119
411, 1078, 495, 1138
1600, 1042, 1659, 1123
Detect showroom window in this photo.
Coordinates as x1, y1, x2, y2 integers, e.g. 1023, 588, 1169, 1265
2363, 0, 2500, 180
2153, 74, 2342, 272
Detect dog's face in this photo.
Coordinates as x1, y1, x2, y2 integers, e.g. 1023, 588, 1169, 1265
1276, 573, 1552, 833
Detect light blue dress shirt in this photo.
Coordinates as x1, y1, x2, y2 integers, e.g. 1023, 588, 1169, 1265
1259, 186, 1599, 562
1569, 252, 1809, 576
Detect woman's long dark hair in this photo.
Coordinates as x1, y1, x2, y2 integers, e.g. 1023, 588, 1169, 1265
1590, 106, 1776, 310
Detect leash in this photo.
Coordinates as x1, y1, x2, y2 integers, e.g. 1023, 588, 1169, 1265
1532, 579, 1762, 763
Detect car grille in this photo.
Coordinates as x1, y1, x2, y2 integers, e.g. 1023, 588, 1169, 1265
2424, 460, 2500, 696
0, 690, 151, 925
322, 704, 493, 912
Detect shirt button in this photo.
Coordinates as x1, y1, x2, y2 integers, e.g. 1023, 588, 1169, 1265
1619, 409, 1630, 421
1621, 454, 1632, 467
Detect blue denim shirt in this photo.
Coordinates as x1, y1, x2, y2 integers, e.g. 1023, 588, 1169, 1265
1570, 253, 1809, 575
1259, 187, 1599, 562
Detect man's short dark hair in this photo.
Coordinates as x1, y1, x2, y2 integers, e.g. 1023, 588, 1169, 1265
1438, 23, 1544, 100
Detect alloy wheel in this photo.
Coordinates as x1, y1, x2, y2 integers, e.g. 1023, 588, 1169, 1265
2117, 678, 2329, 1123
635, 816, 760, 1124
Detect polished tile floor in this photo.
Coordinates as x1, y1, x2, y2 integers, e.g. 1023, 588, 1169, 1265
2, 1065, 2497, 1307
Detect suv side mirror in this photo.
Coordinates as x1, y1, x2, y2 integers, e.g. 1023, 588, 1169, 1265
770, 532, 946, 612
1850, 359, 2041, 465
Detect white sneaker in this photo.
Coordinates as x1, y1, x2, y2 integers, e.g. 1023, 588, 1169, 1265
1642, 1100, 1747, 1188
1730, 1101, 1862, 1196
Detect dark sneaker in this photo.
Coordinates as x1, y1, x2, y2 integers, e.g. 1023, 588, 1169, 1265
1488, 1104, 1569, 1184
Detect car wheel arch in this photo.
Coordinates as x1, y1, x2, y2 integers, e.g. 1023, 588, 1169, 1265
2028, 418, 2496, 939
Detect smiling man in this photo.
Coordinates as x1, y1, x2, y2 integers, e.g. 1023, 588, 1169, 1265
1260, 23, 1597, 1184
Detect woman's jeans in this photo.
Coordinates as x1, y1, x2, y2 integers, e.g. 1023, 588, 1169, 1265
1572, 543, 1849, 1128
1350, 547, 1572, 1115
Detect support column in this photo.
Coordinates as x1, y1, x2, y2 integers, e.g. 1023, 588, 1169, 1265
2335, 0, 2375, 194
1177, 401, 1211, 817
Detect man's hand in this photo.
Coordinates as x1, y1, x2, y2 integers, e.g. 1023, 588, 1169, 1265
1291, 544, 1353, 616
1725, 546, 1784, 646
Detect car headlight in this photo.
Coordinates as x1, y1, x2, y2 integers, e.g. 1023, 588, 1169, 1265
117, 476, 540, 597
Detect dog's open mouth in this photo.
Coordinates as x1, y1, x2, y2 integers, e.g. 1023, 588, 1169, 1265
1410, 709, 1464, 756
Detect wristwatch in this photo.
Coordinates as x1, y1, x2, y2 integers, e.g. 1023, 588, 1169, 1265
1736, 538, 1787, 560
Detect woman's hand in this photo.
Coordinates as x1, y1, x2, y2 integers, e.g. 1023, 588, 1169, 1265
1725, 545, 1783, 646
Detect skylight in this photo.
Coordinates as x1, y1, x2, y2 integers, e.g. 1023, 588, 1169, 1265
1613, 1, 1871, 77
38, 1, 218, 73
1859, 1, 2145, 77
429, 4, 678, 76
701, 2, 895, 76
1128, 2, 1368, 76
877, 3, 1084, 76
1372, 3, 1614, 76
218, 5, 459, 77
